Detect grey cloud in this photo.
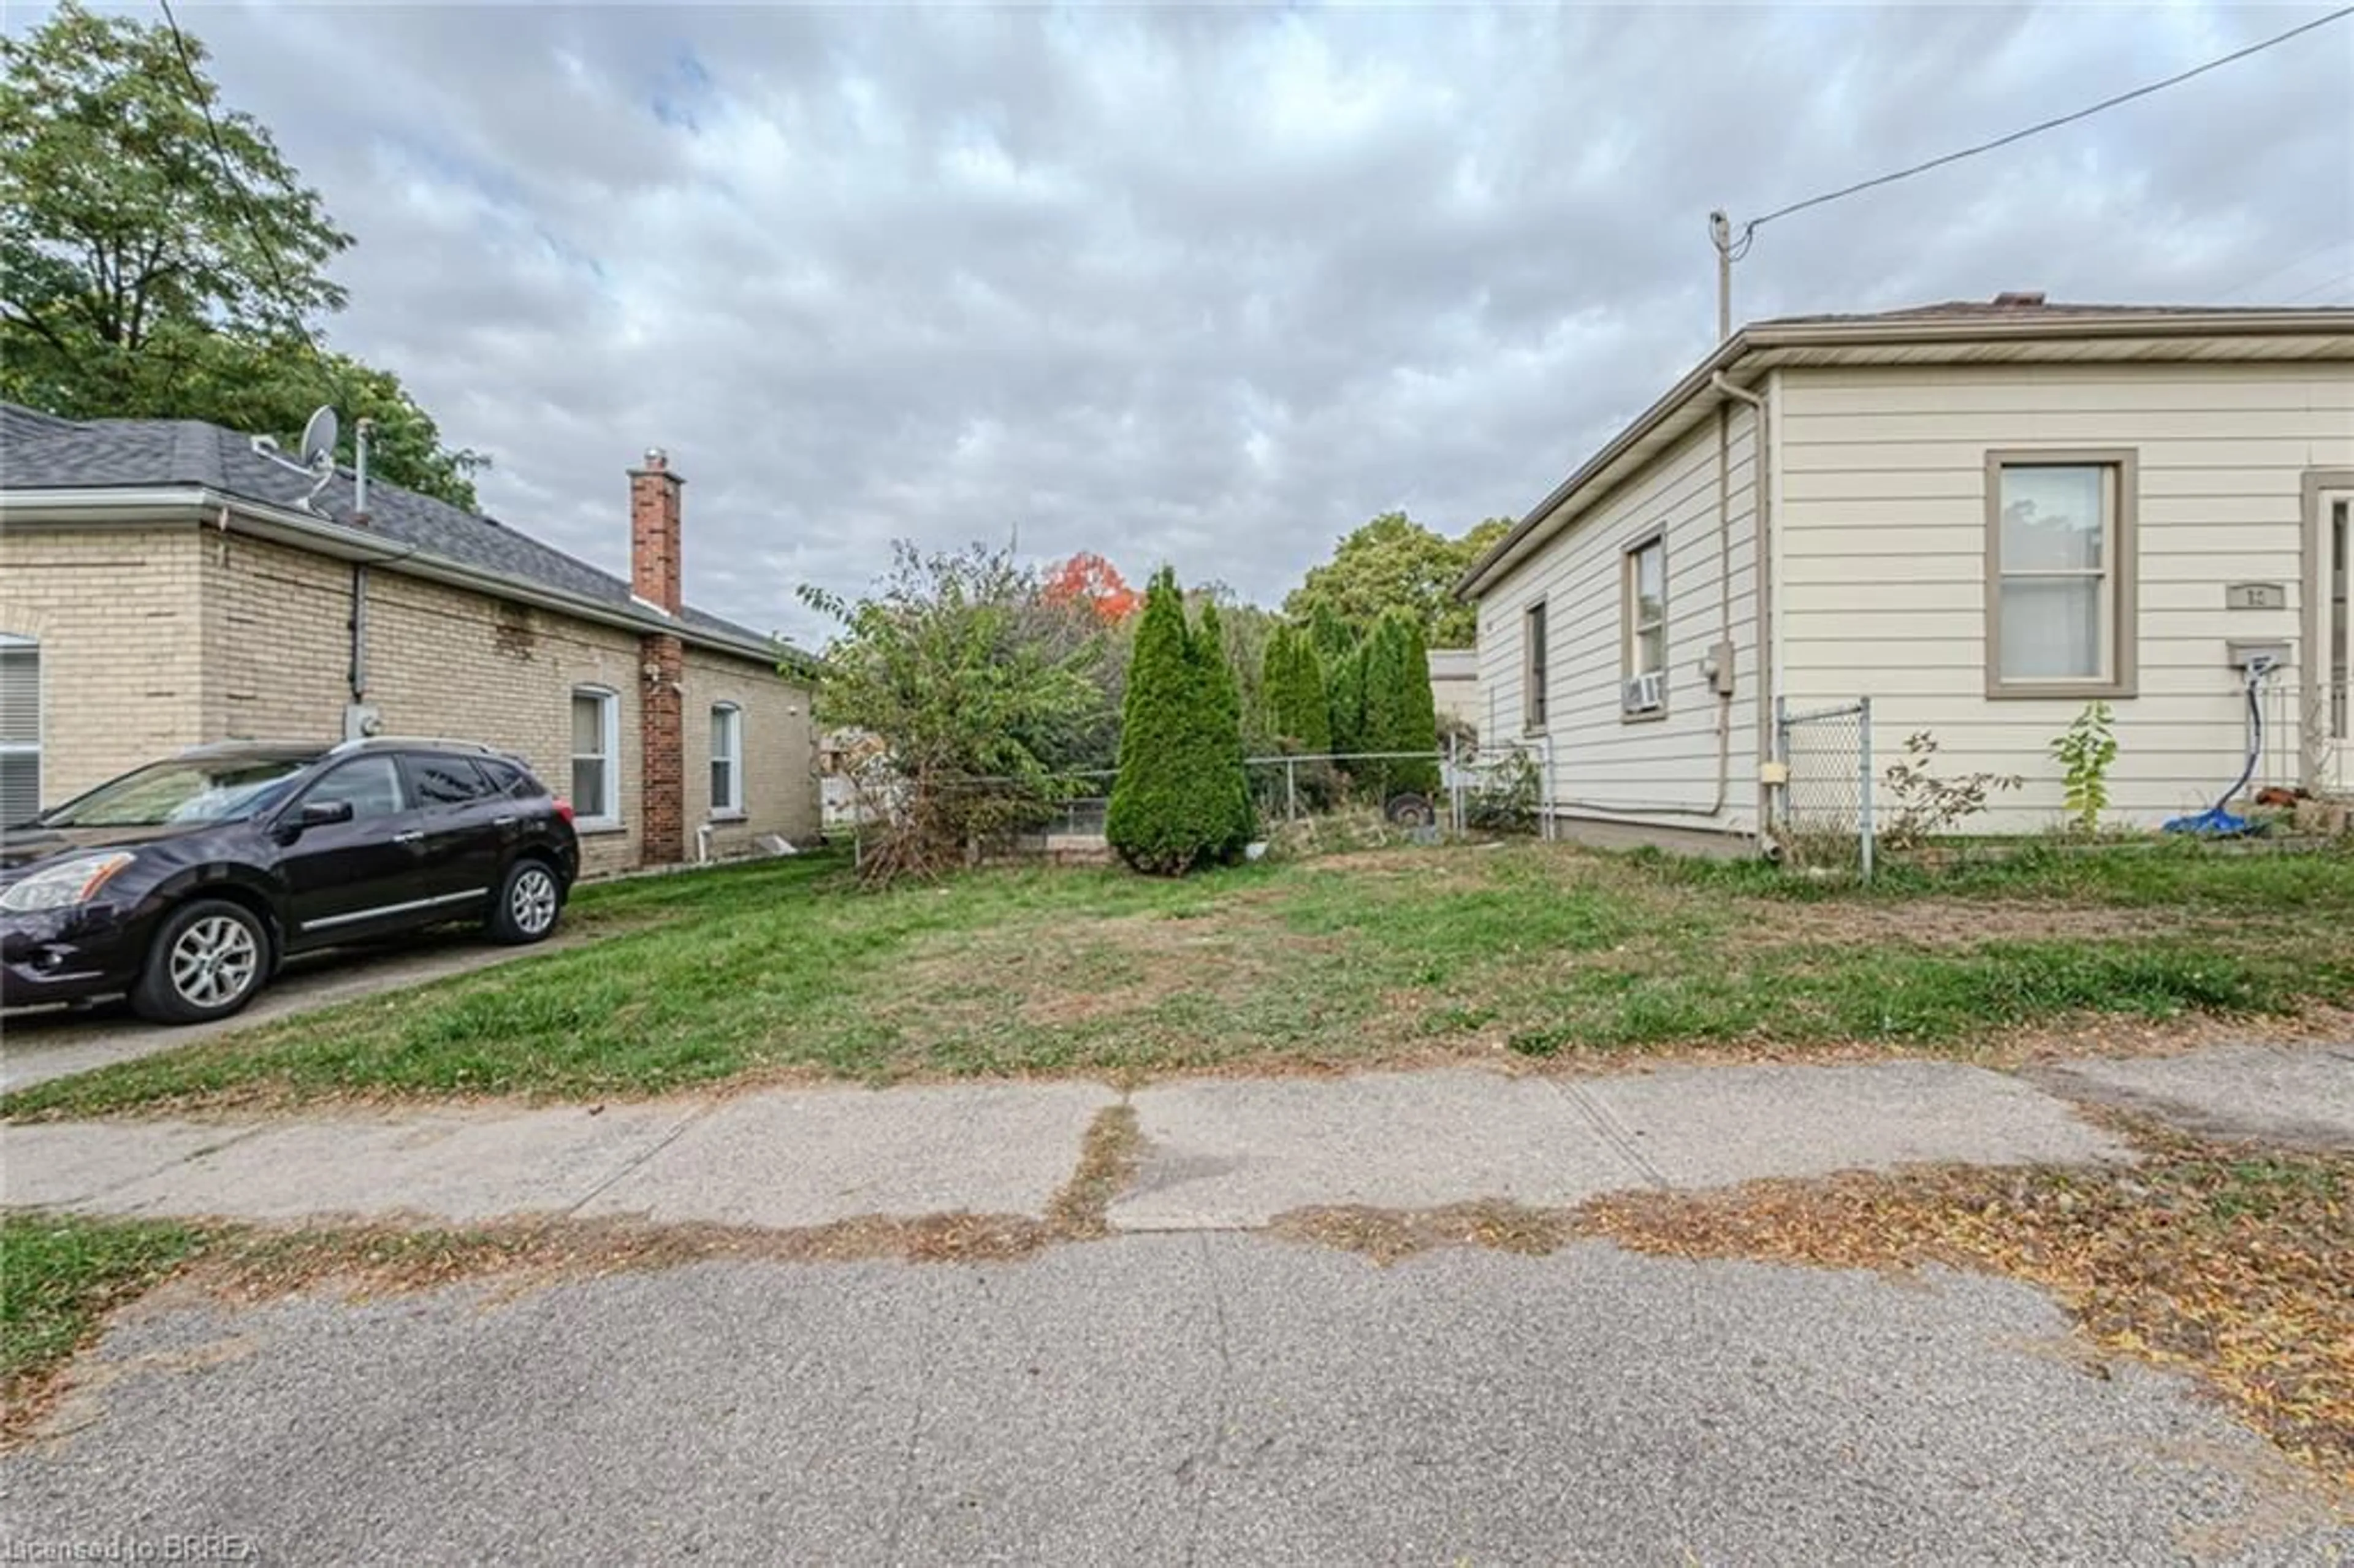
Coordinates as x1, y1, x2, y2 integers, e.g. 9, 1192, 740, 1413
33, 2, 2350, 644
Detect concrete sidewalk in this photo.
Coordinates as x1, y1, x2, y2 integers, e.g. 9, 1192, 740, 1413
12, 1042, 2343, 1233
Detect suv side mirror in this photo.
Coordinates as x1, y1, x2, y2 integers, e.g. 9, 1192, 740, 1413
294, 799, 356, 829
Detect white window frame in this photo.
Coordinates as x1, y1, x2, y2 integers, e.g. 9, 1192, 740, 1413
709, 701, 745, 819
1621, 531, 1668, 723
1522, 601, 1547, 733
570, 685, 622, 832
1985, 450, 2139, 700
0, 633, 39, 823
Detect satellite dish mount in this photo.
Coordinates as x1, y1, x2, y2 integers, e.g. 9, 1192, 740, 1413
245, 405, 343, 515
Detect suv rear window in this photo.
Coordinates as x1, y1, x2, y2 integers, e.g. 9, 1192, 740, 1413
479, 758, 547, 798
408, 755, 498, 805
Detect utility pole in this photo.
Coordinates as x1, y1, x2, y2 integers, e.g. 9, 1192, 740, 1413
1708, 210, 1734, 343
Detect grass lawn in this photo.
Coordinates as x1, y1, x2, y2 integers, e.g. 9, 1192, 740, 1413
5, 838, 2352, 1117
1, 1212, 202, 1422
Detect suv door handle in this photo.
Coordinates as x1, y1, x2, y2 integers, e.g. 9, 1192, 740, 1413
393, 830, 425, 847
492, 816, 517, 829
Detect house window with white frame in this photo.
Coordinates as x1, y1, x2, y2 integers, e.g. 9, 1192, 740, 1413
570, 687, 619, 826
1987, 452, 2138, 698
1522, 602, 1547, 731
709, 701, 744, 817
0, 633, 39, 824
1621, 533, 1667, 717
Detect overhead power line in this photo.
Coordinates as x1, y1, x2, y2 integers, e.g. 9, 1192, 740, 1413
1727, 4, 2354, 257
156, 0, 316, 344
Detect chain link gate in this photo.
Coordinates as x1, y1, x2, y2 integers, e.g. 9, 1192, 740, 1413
1773, 696, 1875, 878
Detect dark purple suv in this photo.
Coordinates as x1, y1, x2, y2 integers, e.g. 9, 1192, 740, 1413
1, 737, 579, 1024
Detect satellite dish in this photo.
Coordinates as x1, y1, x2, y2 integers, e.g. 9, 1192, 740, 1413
297, 406, 339, 469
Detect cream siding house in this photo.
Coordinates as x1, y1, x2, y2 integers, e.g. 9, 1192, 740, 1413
1461, 299, 2354, 850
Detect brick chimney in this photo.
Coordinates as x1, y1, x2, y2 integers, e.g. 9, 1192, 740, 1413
628, 447, 687, 866
629, 447, 684, 615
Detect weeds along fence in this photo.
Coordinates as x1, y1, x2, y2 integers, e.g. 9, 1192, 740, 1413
1774, 696, 1875, 878
839, 740, 1561, 874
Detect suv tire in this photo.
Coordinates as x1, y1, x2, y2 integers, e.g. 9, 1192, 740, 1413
487, 858, 563, 945
131, 899, 270, 1024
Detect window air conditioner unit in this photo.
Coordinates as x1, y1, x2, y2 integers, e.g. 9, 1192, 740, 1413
1622, 671, 1665, 714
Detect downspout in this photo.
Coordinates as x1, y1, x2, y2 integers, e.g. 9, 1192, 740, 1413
348, 564, 370, 702
347, 419, 375, 723
1710, 371, 1774, 855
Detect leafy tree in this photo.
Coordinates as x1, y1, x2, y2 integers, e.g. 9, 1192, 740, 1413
1041, 551, 1140, 625
1282, 512, 1515, 648
799, 542, 1112, 883
1356, 611, 1440, 797
1107, 568, 1253, 875
177, 335, 490, 511
0, 2, 486, 508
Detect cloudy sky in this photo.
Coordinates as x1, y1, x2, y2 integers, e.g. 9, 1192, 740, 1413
63, 4, 2354, 642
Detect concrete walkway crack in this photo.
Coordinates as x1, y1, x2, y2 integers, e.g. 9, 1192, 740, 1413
69, 1123, 277, 1208
1552, 1078, 1669, 1190
560, 1100, 722, 1219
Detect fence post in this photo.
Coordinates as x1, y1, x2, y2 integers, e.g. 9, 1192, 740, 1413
1446, 731, 1461, 834
1857, 696, 1875, 884
1773, 695, 1788, 835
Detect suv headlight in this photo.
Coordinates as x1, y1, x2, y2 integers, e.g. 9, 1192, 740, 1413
0, 851, 136, 913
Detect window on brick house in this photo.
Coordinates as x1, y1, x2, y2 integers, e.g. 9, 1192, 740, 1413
709, 702, 744, 816
570, 687, 619, 828
0, 634, 37, 824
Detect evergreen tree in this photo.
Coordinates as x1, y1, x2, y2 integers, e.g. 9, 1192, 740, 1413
1262, 624, 1332, 756
1357, 612, 1441, 798
1388, 614, 1442, 796
1107, 569, 1253, 875
1308, 601, 1356, 671
1328, 641, 1368, 763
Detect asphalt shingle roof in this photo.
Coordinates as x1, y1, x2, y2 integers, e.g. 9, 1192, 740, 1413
0, 403, 786, 658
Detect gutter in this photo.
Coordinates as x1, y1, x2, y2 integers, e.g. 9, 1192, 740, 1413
1456, 305, 2354, 601
0, 485, 811, 674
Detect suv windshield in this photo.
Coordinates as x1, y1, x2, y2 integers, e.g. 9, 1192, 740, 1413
39, 757, 314, 828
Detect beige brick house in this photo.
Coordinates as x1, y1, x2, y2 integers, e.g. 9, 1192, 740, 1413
0, 404, 818, 876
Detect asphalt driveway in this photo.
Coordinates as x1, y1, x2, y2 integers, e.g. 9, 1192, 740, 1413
6, 1235, 2345, 1564
0, 929, 581, 1092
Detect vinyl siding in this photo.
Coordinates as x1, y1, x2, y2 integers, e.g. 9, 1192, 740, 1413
1778, 361, 2354, 830
1475, 406, 1761, 837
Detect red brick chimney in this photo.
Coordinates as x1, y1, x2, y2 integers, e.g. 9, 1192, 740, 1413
629, 448, 684, 614
629, 447, 686, 866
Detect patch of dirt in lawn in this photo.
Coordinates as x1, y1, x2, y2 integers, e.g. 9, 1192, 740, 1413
1291, 847, 1497, 886
880, 907, 1341, 1033
1734, 896, 2219, 946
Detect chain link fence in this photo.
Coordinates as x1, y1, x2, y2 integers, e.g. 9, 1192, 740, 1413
1774, 696, 1875, 877
835, 740, 1567, 874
